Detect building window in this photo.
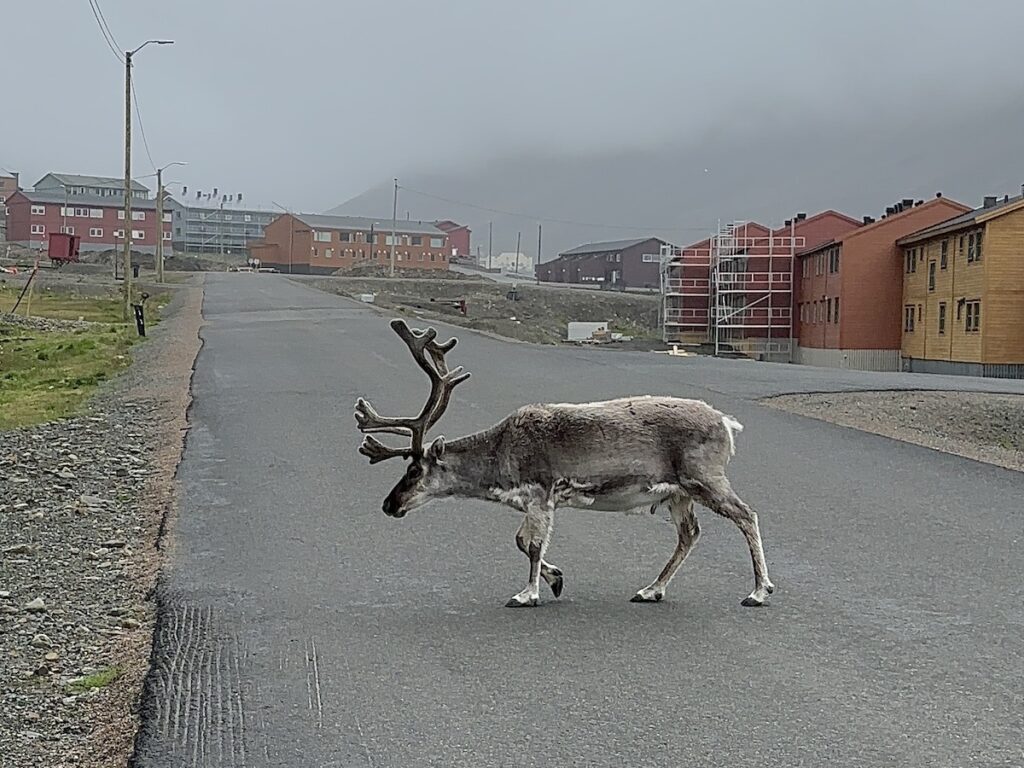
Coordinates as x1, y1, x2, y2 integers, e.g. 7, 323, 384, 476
244, 214, 252, 222
31, 205, 45, 215
642, 253, 658, 263
418, 252, 425, 261
114, 229, 125, 238
826, 297, 833, 323
940, 240, 948, 269
928, 261, 936, 291
325, 248, 333, 258
132, 211, 146, 221
905, 248, 917, 273
31, 223, 45, 234
967, 231, 984, 263
314, 230, 332, 242
975, 231, 983, 262
339, 232, 352, 242
163, 213, 172, 222
224, 214, 232, 222
965, 300, 981, 332
89, 227, 103, 237
118, 210, 125, 220
828, 246, 840, 273
163, 231, 172, 241
904, 305, 915, 332
385, 234, 398, 246
430, 253, 436, 262
430, 236, 444, 248
938, 302, 946, 334
60, 225, 75, 235
918, 304, 922, 321
411, 235, 422, 246
132, 229, 144, 240
834, 297, 840, 324
90, 208, 103, 218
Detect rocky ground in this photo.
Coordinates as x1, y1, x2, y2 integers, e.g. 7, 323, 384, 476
764, 389, 1024, 472
0, 278, 202, 766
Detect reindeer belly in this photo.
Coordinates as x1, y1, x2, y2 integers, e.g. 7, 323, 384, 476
567, 481, 679, 513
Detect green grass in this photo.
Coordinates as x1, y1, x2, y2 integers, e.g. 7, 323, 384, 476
68, 666, 122, 694
0, 285, 124, 322
0, 286, 167, 430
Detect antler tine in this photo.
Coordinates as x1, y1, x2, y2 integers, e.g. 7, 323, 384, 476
353, 398, 415, 437
359, 435, 415, 464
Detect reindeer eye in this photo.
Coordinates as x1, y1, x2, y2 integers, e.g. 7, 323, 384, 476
408, 463, 423, 479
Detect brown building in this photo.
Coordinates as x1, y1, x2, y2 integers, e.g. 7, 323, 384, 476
898, 192, 1024, 378
250, 213, 450, 274
433, 220, 471, 259
536, 237, 671, 289
795, 194, 971, 371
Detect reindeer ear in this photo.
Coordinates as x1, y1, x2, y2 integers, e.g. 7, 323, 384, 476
427, 436, 446, 461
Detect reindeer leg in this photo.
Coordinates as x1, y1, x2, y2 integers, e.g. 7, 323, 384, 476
695, 477, 775, 607
632, 494, 700, 603
506, 503, 553, 607
514, 531, 564, 598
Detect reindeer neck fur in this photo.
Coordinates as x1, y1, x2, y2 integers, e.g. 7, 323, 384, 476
436, 426, 505, 499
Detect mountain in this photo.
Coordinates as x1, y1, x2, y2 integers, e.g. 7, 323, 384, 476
325, 95, 1024, 262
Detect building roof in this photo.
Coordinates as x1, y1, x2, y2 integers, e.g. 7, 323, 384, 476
10, 189, 167, 210
34, 173, 148, 193
294, 213, 445, 235
559, 236, 667, 257
434, 220, 469, 232
897, 194, 1024, 245
797, 196, 971, 255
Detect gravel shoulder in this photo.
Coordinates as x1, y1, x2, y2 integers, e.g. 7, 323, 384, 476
763, 389, 1024, 472
0, 276, 203, 767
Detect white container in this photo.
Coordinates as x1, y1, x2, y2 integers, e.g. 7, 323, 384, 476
567, 321, 608, 341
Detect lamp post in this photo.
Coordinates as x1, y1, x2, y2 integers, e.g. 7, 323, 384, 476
123, 38, 173, 319
154, 162, 186, 283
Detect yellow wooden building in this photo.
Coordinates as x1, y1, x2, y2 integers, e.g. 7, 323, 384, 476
898, 193, 1024, 377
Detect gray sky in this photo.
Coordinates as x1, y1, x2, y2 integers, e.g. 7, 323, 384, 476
5, 1, 1024, 243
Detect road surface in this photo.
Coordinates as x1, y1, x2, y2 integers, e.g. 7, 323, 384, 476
134, 275, 1024, 767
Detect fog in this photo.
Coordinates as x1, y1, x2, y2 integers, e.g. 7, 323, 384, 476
5, 1, 1024, 255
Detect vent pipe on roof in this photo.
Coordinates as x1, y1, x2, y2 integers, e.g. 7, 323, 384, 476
936, 191, 943, 198
1005, 194, 1010, 204
901, 198, 914, 209
796, 212, 807, 221
784, 219, 792, 227
863, 215, 875, 224
983, 195, 998, 208
916, 200, 924, 206
885, 206, 895, 216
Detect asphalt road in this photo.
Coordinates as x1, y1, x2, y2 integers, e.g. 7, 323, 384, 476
134, 274, 1024, 767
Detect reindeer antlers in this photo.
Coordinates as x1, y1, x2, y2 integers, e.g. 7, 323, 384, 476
354, 319, 471, 462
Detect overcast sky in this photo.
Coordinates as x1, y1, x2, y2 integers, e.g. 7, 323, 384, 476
5, 1, 1024, 230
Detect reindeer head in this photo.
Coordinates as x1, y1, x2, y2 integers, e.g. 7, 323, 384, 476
354, 319, 471, 518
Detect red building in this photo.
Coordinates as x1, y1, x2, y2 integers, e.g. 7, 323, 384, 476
5, 189, 171, 253
794, 195, 971, 371
664, 211, 861, 360
434, 220, 471, 259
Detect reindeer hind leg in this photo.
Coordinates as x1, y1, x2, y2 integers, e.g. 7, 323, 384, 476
632, 494, 700, 603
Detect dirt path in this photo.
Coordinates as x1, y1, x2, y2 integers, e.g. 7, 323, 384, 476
0, 277, 203, 767
763, 389, 1024, 472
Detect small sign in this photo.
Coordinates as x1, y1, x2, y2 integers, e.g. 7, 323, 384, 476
132, 303, 146, 337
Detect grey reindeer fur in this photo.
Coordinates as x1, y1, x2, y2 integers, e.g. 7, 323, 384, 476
355, 319, 775, 608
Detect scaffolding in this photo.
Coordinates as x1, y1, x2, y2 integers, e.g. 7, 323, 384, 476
663, 220, 804, 361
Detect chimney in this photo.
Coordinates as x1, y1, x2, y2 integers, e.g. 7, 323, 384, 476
983, 195, 998, 208
796, 212, 807, 221
916, 200, 924, 206
784, 219, 792, 227
901, 198, 914, 209
936, 191, 943, 198
885, 206, 895, 216
1005, 194, 1010, 204
862, 215, 875, 224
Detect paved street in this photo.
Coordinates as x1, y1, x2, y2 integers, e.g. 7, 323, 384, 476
135, 275, 1024, 767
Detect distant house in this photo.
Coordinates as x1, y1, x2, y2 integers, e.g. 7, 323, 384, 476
33, 172, 149, 200
535, 237, 671, 289
433, 220, 471, 258
492, 251, 533, 273
250, 213, 450, 274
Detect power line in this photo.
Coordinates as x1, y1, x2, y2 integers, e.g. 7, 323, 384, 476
398, 183, 714, 234
87, 0, 123, 63
131, 79, 157, 173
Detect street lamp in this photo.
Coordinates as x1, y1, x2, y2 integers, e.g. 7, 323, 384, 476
123, 39, 173, 320
154, 161, 186, 283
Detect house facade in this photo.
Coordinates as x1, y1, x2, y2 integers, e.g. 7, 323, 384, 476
250, 213, 450, 274
5, 189, 171, 253
795, 195, 971, 371
34, 172, 149, 200
536, 237, 670, 289
434, 220, 471, 259
898, 192, 1024, 377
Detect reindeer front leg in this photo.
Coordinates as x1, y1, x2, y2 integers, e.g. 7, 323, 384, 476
507, 503, 553, 607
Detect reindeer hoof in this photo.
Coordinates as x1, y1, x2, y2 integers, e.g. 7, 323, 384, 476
740, 595, 767, 607
549, 572, 564, 598
766, 582, 776, 595
630, 590, 664, 603
505, 596, 539, 608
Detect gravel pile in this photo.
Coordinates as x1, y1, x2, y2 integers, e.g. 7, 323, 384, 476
1, 313, 99, 332
764, 390, 1024, 472
0, 400, 161, 765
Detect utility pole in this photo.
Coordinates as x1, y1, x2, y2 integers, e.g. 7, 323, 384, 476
123, 49, 133, 321
536, 223, 542, 278
155, 167, 164, 283
515, 231, 521, 274
488, 221, 493, 270
389, 178, 398, 277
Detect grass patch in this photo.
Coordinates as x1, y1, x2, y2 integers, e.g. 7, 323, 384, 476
0, 285, 123, 322
0, 287, 167, 430
68, 666, 122, 694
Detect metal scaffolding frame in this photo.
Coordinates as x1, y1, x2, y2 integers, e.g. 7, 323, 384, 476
662, 220, 805, 361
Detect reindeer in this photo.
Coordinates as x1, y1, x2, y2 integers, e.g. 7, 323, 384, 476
354, 319, 775, 608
